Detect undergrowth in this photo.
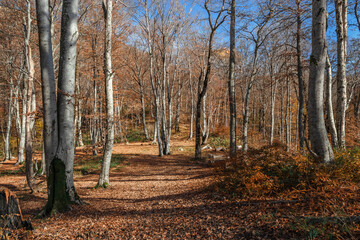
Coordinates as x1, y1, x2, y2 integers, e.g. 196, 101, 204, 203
74, 154, 126, 175
215, 142, 360, 238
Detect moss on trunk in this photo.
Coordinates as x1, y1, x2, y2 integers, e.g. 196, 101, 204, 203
44, 157, 70, 216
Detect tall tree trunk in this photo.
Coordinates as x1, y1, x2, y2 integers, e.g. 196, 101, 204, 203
269, 73, 277, 145
202, 93, 208, 144
188, 66, 194, 140
15, 74, 26, 165
285, 75, 291, 151
334, 0, 348, 149
24, 1, 34, 192
296, 0, 305, 149
195, 0, 226, 159
228, 0, 237, 157
98, 0, 114, 188
49, 0, 81, 209
308, 0, 334, 163
175, 76, 182, 133
91, 36, 98, 156
4, 78, 14, 161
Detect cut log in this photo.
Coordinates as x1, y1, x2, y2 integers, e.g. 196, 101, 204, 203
0, 187, 32, 230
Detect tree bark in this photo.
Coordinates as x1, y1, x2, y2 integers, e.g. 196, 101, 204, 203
228, 0, 237, 157
54, 0, 81, 206
36, 0, 58, 180
24, 0, 34, 192
195, 0, 226, 159
334, 0, 348, 149
308, 0, 334, 163
98, 0, 114, 188
4, 78, 14, 161
188, 68, 194, 140
296, 0, 305, 149
325, 52, 338, 147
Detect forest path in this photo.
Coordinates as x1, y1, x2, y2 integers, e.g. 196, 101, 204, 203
0, 140, 245, 239
0, 140, 294, 239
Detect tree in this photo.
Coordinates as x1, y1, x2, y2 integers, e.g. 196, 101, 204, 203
195, 0, 226, 159
334, 0, 348, 149
38, 0, 81, 215
98, 0, 114, 188
295, 0, 305, 149
307, 0, 334, 163
228, 0, 237, 157
36, 0, 58, 180
241, 1, 274, 152
24, 0, 35, 192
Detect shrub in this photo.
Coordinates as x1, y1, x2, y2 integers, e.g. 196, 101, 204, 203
215, 143, 360, 198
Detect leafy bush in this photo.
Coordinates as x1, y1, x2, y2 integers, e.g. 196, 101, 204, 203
215, 143, 360, 198
208, 136, 230, 148
126, 129, 147, 142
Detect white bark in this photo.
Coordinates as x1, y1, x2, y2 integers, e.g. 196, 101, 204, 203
98, 0, 114, 187
325, 52, 338, 147
57, 0, 80, 203
308, 0, 334, 163
335, 0, 348, 149
24, 0, 34, 191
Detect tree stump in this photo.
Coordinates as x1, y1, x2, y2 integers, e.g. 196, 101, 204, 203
0, 187, 32, 230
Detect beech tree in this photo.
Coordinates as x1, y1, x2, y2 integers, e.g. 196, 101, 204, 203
228, 0, 237, 157
36, 0, 58, 184
307, 0, 334, 163
36, 0, 81, 215
240, 1, 274, 152
98, 0, 114, 188
195, 0, 226, 159
24, 0, 35, 191
334, 0, 348, 149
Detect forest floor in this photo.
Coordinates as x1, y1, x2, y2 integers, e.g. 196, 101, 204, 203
0, 137, 357, 239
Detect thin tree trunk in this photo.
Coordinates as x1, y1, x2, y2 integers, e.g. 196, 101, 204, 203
24, 1, 34, 192
296, 0, 305, 149
4, 78, 14, 161
270, 74, 277, 145
98, 0, 114, 188
325, 52, 338, 147
285, 75, 291, 151
140, 90, 150, 140
188, 65, 194, 140
92, 36, 98, 156
229, 0, 237, 156
195, 0, 226, 159
334, 0, 348, 149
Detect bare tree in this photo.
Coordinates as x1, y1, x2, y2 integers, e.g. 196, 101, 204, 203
98, 0, 115, 188
228, 0, 237, 157
241, 2, 274, 152
36, 0, 58, 180
195, 0, 226, 159
334, 0, 348, 149
41, 0, 81, 215
24, 0, 35, 192
307, 0, 334, 163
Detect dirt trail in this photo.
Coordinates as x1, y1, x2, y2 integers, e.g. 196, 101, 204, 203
0, 141, 293, 239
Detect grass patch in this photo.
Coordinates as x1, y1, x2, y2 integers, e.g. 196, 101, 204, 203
126, 129, 148, 143
0, 165, 25, 176
74, 154, 126, 175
